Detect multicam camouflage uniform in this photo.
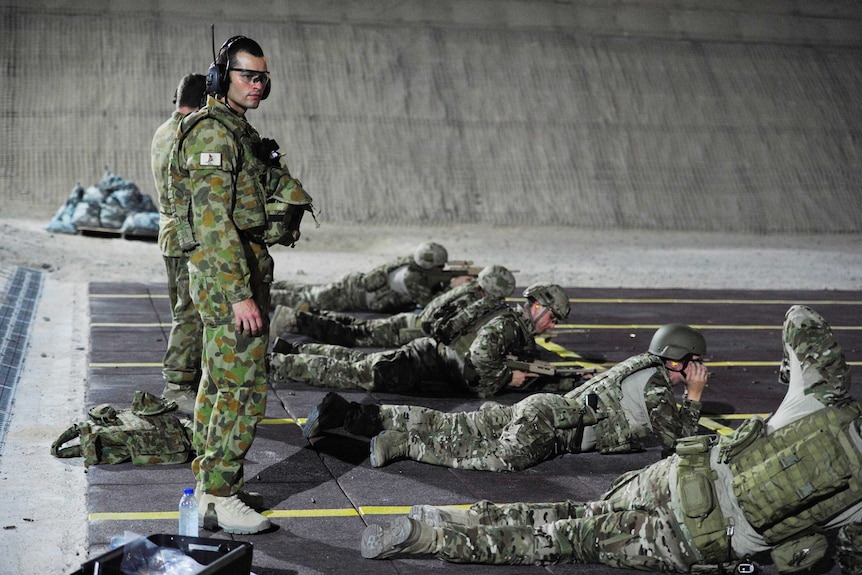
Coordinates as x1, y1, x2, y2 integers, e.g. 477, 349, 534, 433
372, 305, 862, 572
172, 96, 273, 497
270, 256, 447, 313
370, 352, 701, 471
274, 278, 490, 347
270, 303, 541, 397
152, 110, 203, 401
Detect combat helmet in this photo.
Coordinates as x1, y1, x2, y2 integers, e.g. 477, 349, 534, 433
413, 242, 448, 269
523, 283, 570, 321
477, 265, 516, 298
648, 324, 707, 360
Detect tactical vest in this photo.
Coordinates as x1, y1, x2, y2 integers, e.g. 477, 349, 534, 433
361, 256, 414, 292
167, 97, 312, 250
429, 296, 509, 346
449, 303, 526, 360
561, 353, 664, 454
727, 401, 862, 543
51, 391, 193, 467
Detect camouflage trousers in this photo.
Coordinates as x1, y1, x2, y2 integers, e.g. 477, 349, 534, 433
435, 456, 699, 570
269, 337, 462, 393
162, 255, 203, 392
380, 393, 570, 471
189, 277, 270, 496
271, 274, 414, 313
291, 309, 419, 347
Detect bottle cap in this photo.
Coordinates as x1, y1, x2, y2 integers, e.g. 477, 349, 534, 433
183, 487, 194, 495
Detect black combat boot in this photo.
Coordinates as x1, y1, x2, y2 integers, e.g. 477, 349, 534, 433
343, 403, 383, 437
302, 392, 351, 438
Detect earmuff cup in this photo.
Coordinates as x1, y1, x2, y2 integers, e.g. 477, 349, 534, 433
205, 36, 271, 100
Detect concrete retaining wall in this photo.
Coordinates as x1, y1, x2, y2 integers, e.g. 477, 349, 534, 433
1, 1, 861, 232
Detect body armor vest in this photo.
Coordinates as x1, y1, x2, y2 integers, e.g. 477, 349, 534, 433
562, 353, 664, 454
450, 305, 528, 359
429, 297, 509, 345
168, 97, 263, 251
361, 256, 413, 292
729, 401, 862, 543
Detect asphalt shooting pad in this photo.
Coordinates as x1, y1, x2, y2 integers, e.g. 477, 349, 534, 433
84, 283, 862, 575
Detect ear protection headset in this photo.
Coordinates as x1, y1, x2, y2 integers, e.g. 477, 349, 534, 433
206, 31, 271, 100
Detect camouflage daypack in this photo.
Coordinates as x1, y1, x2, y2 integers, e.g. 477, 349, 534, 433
51, 391, 193, 467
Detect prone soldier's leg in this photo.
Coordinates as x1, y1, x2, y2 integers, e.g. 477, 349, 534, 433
269, 352, 374, 390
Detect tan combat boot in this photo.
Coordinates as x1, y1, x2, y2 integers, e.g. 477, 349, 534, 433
198, 493, 271, 534
361, 516, 441, 559
369, 430, 409, 467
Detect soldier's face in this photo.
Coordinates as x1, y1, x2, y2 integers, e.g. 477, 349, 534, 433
226, 51, 269, 115
532, 303, 557, 334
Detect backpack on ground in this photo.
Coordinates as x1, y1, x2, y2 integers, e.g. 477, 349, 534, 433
51, 391, 193, 467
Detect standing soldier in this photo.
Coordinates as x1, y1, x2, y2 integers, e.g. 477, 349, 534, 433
270, 264, 517, 346
361, 305, 862, 575
269, 283, 580, 398
269, 241, 469, 313
302, 323, 708, 470
169, 35, 312, 534
151, 73, 206, 414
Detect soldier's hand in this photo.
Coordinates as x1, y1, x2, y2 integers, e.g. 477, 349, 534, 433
507, 370, 539, 389
233, 298, 264, 337
450, 275, 473, 288
683, 361, 709, 401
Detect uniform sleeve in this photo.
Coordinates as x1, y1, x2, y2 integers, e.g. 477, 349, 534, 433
467, 318, 515, 397
643, 372, 702, 451
404, 269, 446, 306
182, 119, 253, 303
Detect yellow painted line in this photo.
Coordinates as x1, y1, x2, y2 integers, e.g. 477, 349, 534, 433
260, 418, 304, 425
536, 337, 606, 371
90, 505, 478, 522
556, 324, 862, 331
266, 508, 359, 518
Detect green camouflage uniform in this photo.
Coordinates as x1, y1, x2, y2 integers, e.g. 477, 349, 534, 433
372, 352, 701, 471
386, 305, 862, 572
152, 111, 203, 396
173, 96, 273, 497
275, 279, 488, 347
270, 304, 541, 397
270, 255, 447, 312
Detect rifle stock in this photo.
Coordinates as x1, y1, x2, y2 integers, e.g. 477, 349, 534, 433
506, 355, 598, 378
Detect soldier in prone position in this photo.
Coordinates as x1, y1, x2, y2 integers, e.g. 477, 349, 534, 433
269, 241, 470, 313
270, 265, 517, 346
360, 305, 862, 575
269, 283, 576, 398
303, 323, 708, 471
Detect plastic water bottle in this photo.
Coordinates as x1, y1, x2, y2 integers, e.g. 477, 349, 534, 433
178, 487, 199, 537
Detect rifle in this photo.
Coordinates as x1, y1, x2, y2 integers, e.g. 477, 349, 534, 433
506, 355, 599, 390
424, 260, 485, 285
426, 261, 522, 286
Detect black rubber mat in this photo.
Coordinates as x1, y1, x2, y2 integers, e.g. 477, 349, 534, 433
82, 283, 862, 575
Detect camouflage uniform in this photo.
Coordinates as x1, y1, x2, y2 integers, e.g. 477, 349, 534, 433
152, 111, 203, 400
270, 255, 447, 312
275, 279, 488, 347
172, 96, 273, 497
371, 305, 862, 572
371, 352, 701, 471
271, 304, 543, 397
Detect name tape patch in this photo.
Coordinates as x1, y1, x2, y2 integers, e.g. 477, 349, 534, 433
200, 152, 222, 167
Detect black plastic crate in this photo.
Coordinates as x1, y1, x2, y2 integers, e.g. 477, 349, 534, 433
72, 533, 253, 575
